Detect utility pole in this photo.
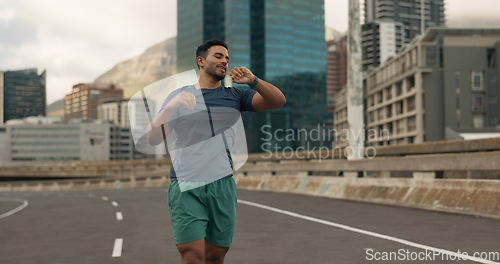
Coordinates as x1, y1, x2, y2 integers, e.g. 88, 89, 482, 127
421, 0, 425, 35
347, 0, 364, 160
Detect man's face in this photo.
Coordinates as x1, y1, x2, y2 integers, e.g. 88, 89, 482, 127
199, 45, 229, 81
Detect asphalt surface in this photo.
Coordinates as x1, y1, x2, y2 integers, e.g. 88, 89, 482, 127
0, 188, 499, 264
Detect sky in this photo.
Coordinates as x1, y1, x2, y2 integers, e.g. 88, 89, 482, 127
1, 0, 500, 104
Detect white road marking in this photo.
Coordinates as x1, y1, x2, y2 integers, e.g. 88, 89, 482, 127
88, 194, 95, 198
0, 198, 29, 219
112, 201, 119, 207
237, 199, 499, 264
116, 212, 123, 221
102, 196, 109, 201
112, 238, 123, 257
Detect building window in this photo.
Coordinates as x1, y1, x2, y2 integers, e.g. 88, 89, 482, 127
386, 87, 392, 100
396, 82, 402, 96
473, 114, 484, 128
408, 76, 415, 91
396, 100, 404, 115
471, 71, 483, 91
378, 108, 384, 120
386, 105, 392, 118
487, 48, 496, 68
407, 96, 416, 112
424, 46, 436, 67
397, 119, 405, 134
490, 117, 498, 126
407, 116, 416, 132
387, 122, 393, 134
472, 95, 485, 112
438, 48, 443, 68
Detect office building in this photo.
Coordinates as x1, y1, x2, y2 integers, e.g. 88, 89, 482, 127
334, 28, 500, 146
1, 116, 134, 164
362, 0, 445, 71
364, 0, 445, 43
64, 83, 123, 120
362, 21, 404, 71
0, 68, 46, 124
97, 99, 130, 126
97, 98, 154, 160
177, 0, 327, 152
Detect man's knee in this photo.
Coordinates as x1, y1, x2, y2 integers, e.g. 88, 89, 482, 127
181, 252, 204, 264
205, 246, 229, 263
178, 240, 204, 264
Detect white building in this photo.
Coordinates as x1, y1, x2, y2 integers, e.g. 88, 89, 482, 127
0, 116, 134, 165
97, 99, 130, 126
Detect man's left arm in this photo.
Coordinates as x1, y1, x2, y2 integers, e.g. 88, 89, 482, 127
230, 66, 286, 112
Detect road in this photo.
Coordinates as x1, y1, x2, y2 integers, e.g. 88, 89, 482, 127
1, 188, 499, 264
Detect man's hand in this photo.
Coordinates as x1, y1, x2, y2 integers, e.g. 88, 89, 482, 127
152, 91, 195, 128
147, 91, 196, 145
168, 91, 196, 111
230, 66, 255, 85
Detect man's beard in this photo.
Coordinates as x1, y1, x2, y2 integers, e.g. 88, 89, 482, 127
208, 66, 225, 81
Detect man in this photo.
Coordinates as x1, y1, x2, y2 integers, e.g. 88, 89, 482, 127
147, 39, 285, 264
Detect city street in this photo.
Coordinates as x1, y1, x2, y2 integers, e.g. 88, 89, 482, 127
1, 188, 499, 264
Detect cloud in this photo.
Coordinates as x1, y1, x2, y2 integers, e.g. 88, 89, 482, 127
0, 0, 177, 104
0, 17, 38, 47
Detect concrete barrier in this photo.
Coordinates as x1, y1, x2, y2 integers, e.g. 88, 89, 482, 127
0, 159, 171, 179
1, 170, 499, 219
3, 137, 500, 179
234, 173, 500, 220
0, 176, 171, 192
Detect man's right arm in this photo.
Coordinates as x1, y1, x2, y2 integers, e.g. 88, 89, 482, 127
146, 105, 174, 146
146, 91, 196, 145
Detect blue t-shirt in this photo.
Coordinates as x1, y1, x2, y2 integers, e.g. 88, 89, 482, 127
159, 84, 256, 180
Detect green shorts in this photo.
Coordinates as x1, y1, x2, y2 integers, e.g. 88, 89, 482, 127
167, 177, 237, 247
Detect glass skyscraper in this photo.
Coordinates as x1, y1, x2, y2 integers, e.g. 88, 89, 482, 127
0, 68, 46, 124
177, 0, 327, 152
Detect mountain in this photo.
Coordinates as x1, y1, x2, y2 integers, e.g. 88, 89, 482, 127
47, 99, 64, 117
95, 37, 177, 98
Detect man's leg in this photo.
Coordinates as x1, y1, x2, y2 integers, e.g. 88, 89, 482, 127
205, 241, 229, 264
176, 238, 205, 264
204, 177, 237, 264
169, 180, 209, 263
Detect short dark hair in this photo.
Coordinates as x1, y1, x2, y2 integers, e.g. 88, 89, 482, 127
196, 39, 228, 68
